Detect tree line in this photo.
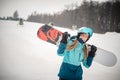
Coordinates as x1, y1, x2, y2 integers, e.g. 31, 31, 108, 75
27, 0, 120, 33
0, 10, 24, 22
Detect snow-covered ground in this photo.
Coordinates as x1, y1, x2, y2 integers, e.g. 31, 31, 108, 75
0, 20, 120, 80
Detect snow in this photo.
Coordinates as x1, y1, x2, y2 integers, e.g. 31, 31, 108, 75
0, 20, 120, 80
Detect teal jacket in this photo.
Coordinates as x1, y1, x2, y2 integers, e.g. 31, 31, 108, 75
57, 36, 94, 80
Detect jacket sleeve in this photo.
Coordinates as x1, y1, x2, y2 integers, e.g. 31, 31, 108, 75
57, 42, 67, 56
82, 56, 94, 68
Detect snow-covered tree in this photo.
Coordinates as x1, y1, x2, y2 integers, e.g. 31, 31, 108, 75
19, 18, 24, 26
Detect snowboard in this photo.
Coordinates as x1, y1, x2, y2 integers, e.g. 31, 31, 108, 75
37, 24, 117, 67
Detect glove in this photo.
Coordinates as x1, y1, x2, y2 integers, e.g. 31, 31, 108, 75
88, 45, 97, 57
60, 32, 70, 44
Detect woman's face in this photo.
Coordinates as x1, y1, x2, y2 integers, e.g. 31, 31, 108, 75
79, 33, 89, 42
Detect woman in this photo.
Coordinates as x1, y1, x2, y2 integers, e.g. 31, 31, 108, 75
57, 27, 97, 80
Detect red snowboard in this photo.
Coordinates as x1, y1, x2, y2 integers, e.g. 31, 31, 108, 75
37, 24, 63, 45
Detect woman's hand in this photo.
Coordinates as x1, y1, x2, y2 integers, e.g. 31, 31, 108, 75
60, 32, 70, 44
88, 45, 97, 57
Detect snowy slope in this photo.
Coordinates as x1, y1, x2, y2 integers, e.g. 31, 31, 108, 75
0, 20, 120, 80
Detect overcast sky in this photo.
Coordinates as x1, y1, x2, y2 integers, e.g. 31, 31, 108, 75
0, 0, 108, 19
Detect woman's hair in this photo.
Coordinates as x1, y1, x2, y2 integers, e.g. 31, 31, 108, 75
67, 37, 88, 60
67, 39, 78, 50
84, 44, 89, 60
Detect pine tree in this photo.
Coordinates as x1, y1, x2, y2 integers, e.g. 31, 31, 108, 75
13, 10, 19, 20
